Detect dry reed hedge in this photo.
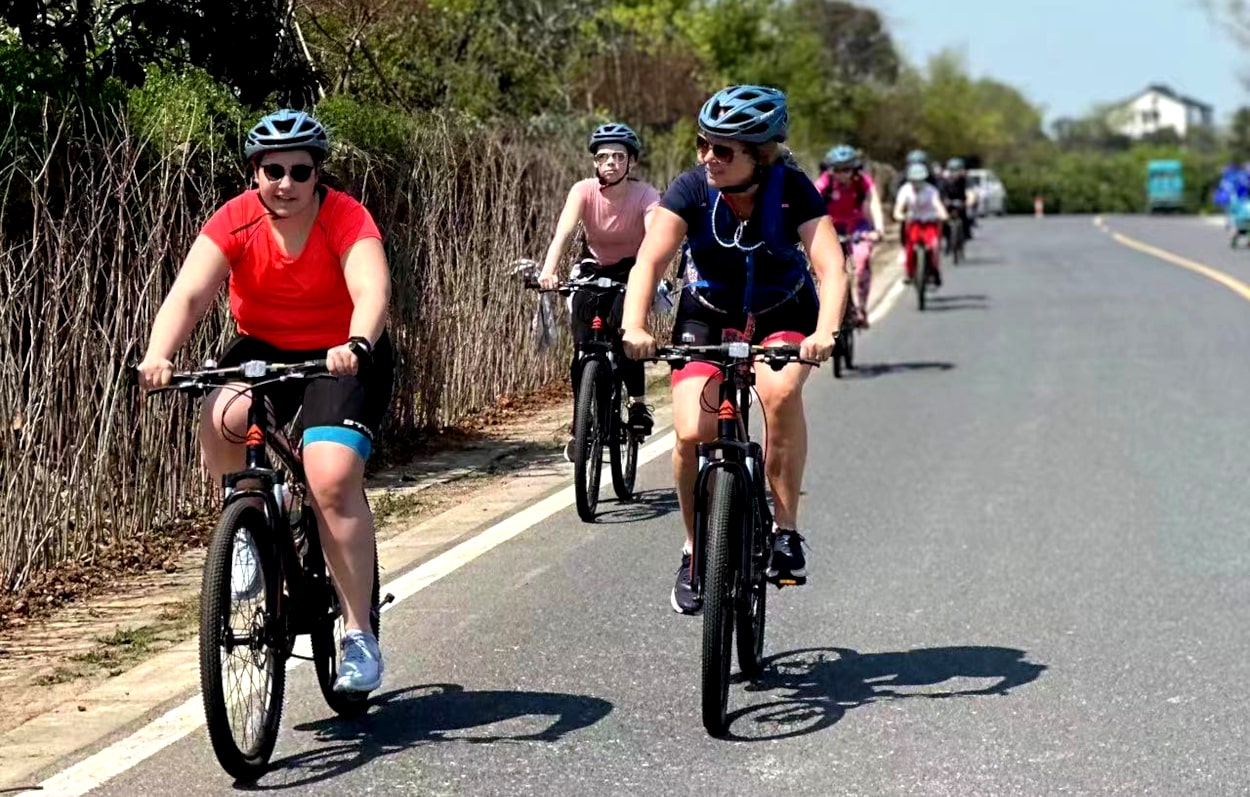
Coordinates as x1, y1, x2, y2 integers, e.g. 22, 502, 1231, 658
0, 107, 682, 592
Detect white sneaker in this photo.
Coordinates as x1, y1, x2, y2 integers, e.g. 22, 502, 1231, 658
231, 532, 262, 603
333, 630, 383, 693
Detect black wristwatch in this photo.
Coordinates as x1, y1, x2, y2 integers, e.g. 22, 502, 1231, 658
347, 336, 374, 368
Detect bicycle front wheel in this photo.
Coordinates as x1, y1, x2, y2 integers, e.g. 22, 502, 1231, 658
702, 469, 741, 737
953, 219, 965, 265
573, 359, 606, 521
200, 500, 286, 782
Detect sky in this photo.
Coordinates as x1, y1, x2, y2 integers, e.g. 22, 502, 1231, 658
868, 0, 1247, 127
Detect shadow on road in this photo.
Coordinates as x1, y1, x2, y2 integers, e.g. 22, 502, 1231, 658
724, 645, 1046, 742
253, 684, 613, 789
595, 488, 680, 525
851, 361, 956, 379
923, 293, 989, 312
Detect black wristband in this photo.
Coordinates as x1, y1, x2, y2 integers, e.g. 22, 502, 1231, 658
346, 336, 374, 368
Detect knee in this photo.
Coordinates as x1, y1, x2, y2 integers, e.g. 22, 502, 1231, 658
305, 450, 363, 516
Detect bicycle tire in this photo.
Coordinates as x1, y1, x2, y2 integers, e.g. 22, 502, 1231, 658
701, 469, 740, 737
573, 359, 605, 521
952, 218, 964, 265
200, 500, 285, 782
735, 501, 767, 681
844, 320, 855, 370
916, 245, 927, 311
311, 525, 382, 719
609, 382, 637, 502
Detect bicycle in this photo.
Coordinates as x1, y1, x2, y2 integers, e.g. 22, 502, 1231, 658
832, 232, 862, 379
908, 221, 941, 311
645, 342, 815, 737
147, 359, 391, 781
520, 266, 641, 520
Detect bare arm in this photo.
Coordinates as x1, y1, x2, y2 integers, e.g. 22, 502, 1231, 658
540, 186, 584, 283
143, 236, 231, 362
866, 184, 886, 235
892, 186, 910, 222
935, 195, 950, 223
799, 216, 848, 350
342, 237, 391, 344
623, 207, 687, 331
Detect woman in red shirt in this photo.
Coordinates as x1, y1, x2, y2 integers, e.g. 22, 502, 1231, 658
137, 110, 392, 694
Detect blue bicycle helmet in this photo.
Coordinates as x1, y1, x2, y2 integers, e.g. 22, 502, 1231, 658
906, 149, 928, 165
947, 157, 965, 171
906, 163, 929, 182
588, 123, 642, 157
825, 145, 858, 168
698, 85, 789, 144
244, 109, 329, 161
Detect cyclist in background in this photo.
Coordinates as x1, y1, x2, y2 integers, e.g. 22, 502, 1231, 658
894, 162, 950, 286
814, 145, 885, 327
538, 123, 661, 460
941, 157, 974, 247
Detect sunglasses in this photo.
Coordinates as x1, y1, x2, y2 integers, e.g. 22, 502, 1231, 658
696, 136, 738, 163
594, 151, 628, 165
259, 162, 316, 183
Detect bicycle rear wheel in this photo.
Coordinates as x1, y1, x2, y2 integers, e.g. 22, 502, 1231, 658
573, 359, 606, 521
952, 218, 965, 265
311, 519, 382, 719
609, 381, 637, 502
702, 469, 741, 737
200, 500, 285, 782
915, 245, 928, 311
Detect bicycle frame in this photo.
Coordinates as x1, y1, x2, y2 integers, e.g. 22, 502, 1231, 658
218, 383, 326, 645
689, 364, 773, 599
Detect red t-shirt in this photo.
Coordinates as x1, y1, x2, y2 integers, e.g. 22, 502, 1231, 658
200, 187, 382, 349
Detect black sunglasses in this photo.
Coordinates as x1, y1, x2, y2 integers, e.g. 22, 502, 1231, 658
696, 135, 737, 163
260, 163, 316, 183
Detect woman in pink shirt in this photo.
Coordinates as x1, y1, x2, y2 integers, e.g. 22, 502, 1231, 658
812, 145, 884, 327
539, 123, 661, 456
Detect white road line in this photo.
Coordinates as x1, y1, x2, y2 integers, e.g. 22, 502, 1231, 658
22, 272, 915, 797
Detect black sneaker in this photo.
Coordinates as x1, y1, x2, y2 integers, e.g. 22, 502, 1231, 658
671, 552, 701, 615
628, 401, 654, 436
767, 529, 807, 580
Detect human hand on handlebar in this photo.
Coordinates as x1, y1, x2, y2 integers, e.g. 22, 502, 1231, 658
136, 353, 174, 391
800, 332, 835, 364
622, 327, 656, 361
538, 268, 560, 291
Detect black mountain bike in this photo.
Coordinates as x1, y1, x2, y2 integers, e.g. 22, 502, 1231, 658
647, 342, 814, 737
148, 359, 391, 782
524, 271, 641, 520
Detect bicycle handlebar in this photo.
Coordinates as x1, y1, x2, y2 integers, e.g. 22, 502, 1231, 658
644, 343, 818, 369
146, 359, 331, 396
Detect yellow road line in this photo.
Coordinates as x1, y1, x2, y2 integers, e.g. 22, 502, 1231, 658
1101, 223, 1250, 304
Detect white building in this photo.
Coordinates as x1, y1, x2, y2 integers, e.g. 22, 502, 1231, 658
1105, 84, 1213, 140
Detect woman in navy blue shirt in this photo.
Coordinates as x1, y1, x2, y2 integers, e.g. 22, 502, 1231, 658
620, 85, 847, 614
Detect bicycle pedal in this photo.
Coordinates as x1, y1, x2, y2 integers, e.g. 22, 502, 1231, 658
771, 575, 807, 588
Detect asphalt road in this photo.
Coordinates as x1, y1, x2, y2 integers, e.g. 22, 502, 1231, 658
80, 216, 1250, 795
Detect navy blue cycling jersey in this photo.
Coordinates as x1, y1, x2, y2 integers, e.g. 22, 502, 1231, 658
660, 164, 825, 314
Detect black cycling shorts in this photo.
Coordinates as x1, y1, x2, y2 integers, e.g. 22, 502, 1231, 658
216, 332, 394, 459
669, 284, 819, 383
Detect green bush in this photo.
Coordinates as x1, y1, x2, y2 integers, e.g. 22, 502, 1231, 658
1001, 145, 1230, 215
126, 67, 249, 162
